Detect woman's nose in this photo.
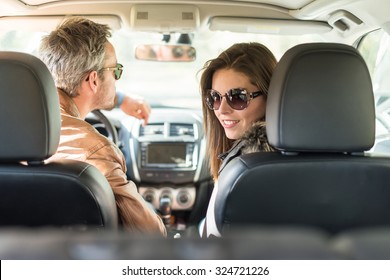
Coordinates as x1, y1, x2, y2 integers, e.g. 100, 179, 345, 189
217, 96, 232, 113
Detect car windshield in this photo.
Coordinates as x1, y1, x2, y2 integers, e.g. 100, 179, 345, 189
0, 28, 324, 109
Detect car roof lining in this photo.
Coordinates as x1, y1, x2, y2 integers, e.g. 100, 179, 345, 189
1, 0, 388, 44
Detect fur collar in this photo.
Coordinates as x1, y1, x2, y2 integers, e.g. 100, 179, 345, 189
240, 121, 275, 154
218, 121, 275, 174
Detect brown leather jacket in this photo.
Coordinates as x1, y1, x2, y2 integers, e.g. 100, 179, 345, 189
48, 89, 166, 236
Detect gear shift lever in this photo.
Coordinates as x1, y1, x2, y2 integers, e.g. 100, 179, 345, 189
159, 195, 172, 227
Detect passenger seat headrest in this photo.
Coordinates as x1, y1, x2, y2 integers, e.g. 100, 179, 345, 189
266, 43, 375, 153
0, 51, 60, 162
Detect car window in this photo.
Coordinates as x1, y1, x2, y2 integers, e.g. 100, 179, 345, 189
358, 29, 390, 153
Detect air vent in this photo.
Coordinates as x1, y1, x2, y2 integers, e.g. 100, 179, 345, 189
139, 123, 164, 136
170, 123, 194, 136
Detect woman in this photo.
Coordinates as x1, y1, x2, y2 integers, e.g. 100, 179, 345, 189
200, 42, 277, 237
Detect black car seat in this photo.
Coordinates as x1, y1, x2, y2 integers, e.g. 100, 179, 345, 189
213, 43, 390, 235
0, 51, 118, 230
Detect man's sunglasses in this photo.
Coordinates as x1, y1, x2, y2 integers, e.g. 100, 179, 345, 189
101, 63, 123, 80
206, 88, 264, 110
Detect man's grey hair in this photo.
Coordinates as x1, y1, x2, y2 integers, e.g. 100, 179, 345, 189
39, 16, 112, 97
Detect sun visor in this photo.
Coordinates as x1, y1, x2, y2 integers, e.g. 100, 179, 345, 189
130, 4, 200, 33
209, 17, 332, 35
0, 15, 121, 32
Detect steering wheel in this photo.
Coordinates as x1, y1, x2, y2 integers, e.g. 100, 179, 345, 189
91, 109, 119, 145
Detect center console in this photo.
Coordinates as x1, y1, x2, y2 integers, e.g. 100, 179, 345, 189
124, 109, 206, 232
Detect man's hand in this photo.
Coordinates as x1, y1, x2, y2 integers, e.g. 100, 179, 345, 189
119, 94, 151, 125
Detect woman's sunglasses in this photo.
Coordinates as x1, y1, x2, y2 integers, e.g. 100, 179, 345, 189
206, 88, 264, 110
101, 63, 123, 80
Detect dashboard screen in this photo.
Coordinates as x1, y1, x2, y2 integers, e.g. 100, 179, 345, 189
147, 143, 187, 165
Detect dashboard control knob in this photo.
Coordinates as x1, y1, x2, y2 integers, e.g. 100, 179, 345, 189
143, 191, 155, 203
178, 191, 190, 205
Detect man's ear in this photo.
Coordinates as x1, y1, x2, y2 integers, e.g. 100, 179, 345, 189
86, 71, 100, 93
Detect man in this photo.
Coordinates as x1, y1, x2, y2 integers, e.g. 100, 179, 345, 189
39, 16, 166, 236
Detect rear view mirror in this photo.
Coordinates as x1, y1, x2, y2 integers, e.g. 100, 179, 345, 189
135, 44, 196, 62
